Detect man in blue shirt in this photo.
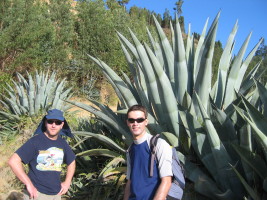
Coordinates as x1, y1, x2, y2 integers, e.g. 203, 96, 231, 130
123, 105, 173, 200
8, 109, 76, 200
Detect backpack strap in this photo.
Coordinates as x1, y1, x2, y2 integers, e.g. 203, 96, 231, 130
149, 134, 160, 177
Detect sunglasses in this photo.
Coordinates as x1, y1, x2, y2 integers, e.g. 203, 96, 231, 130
47, 119, 63, 125
127, 118, 146, 123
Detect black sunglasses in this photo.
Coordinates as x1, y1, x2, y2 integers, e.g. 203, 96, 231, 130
127, 118, 146, 123
47, 119, 63, 125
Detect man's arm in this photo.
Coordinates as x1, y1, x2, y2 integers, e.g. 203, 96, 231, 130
58, 160, 76, 195
8, 153, 38, 199
123, 179, 131, 200
153, 176, 172, 200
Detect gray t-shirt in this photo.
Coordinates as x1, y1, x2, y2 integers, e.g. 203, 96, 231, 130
126, 132, 173, 179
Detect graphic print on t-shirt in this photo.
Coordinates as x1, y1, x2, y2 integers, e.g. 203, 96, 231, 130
36, 147, 64, 171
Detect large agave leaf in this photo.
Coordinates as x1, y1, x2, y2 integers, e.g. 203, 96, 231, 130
0, 111, 20, 121
129, 29, 166, 125
76, 149, 121, 158
44, 71, 57, 106
255, 80, 267, 117
238, 124, 254, 185
67, 101, 132, 146
52, 79, 66, 109
98, 157, 125, 178
234, 99, 267, 160
240, 96, 267, 139
152, 15, 174, 89
118, 39, 139, 87
5, 85, 20, 106
235, 38, 263, 91
161, 132, 178, 148
134, 62, 152, 111
170, 20, 175, 51
27, 72, 35, 115
88, 55, 163, 134
185, 23, 192, 63
193, 18, 209, 81
173, 13, 188, 103
74, 131, 125, 153
179, 107, 218, 180
194, 12, 219, 111
214, 20, 238, 108
232, 144, 267, 181
17, 72, 29, 90
211, 106, 240, 162
144, 42, 179, 137
186, 28, 194, 95
118, 32, 151, 111
88, 55, 138, 107
121, 72, 140, 102
101, 167, 126, 179
239, 60, 263, 95
114, 173, 127, 195
16, 81, 28, 110
230, 164, 261, 200
35, 81, 41, 112
146, 27, 164, 67
3, 96, 21, 115
116, 31, 139, 58
195, 93, 244, 197
185, 159, 236, 199
224, 32, 252, 108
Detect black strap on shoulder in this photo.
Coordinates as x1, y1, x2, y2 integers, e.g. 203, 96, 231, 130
149, 134, 160, 177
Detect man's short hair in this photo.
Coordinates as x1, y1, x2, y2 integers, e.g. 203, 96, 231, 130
127, 105, 148, 118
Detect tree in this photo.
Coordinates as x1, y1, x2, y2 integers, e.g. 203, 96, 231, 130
162, 8, 171, 28
174, 0, 184, 17
249, 39, 267, 82
0, 0, 56, 74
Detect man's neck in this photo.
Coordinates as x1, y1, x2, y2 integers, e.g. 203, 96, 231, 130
133, 132, 147, 141
44, 132, 58, 140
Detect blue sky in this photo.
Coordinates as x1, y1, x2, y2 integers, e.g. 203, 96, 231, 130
126, 0, 267, 55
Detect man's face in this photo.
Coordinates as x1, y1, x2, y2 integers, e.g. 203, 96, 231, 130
45, 119, 64, 140
127, 110, 148, 140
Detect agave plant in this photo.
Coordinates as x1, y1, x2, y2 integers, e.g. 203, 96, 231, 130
0, 70, 72, 116
0, 70, 73, 140
230, 80, 267, 200
67, 11, 266, 199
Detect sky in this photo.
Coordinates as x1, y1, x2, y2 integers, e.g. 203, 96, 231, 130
126, 0, 267, 55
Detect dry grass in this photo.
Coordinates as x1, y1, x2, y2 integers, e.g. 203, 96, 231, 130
0, 135, 26, 200
69, 80, 118, 117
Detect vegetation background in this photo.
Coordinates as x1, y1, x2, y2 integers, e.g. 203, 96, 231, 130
0, 0, 266, 199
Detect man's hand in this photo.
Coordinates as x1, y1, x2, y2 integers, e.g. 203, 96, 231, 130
26, 183, 38, 199
58, 160, 76, 195
58, 181, 71, 195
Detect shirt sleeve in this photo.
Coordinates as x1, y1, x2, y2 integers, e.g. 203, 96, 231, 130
156, 138, 173, 178
126, 151, 131, 180
63, 141, 76, 165
16, 139, 36, 164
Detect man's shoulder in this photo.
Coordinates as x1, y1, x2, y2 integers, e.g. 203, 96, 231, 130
147, 134, 170, 148
22, 133, 41, 145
